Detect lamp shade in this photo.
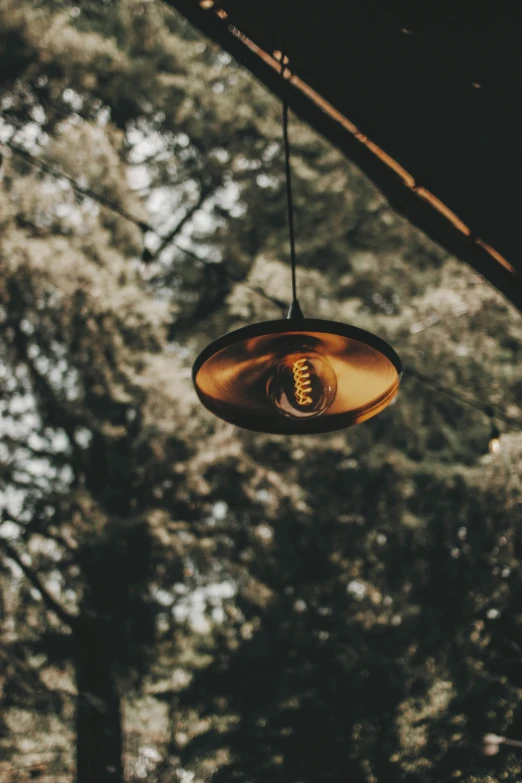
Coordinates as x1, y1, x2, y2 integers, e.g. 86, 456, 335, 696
193, 318, 401, 434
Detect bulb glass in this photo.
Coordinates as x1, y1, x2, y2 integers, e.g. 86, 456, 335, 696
266, 349, 337, 419
488, 437, 501, 454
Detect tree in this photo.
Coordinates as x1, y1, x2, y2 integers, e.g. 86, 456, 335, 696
0, 142, 192, 781
1, 1, 522, 782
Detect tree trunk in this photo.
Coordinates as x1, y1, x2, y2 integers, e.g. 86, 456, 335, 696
75, 625, 124, 783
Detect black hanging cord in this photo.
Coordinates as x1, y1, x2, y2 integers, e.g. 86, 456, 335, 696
283, 93, 297, 302
278, 0, 299, 309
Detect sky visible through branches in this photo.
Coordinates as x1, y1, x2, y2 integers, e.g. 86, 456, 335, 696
0, 2, 522, 783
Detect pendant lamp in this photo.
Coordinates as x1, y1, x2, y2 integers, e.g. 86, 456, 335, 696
192, 7, 401, 434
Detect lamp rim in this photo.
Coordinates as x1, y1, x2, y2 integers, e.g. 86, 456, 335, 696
192, 317, 402, 381
192, 318, 402, 434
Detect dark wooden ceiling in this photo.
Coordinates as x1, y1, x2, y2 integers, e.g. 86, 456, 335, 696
168, 0, 522, 311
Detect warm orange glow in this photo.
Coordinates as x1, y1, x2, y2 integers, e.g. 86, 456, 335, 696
273, 50, 289, 64
194, 323, 400, 433
358, 134, 416, 188
266, 348, 338, 420
413, 187, 471, 236
476, 239, 515, 274
489, 437, 501, 454
293, 358, 313, 405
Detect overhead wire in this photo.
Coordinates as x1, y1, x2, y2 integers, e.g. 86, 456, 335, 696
4, 140, 287, 310
7, 140, 151, 233
403, 368, 520, 428
3, 139, 521, 431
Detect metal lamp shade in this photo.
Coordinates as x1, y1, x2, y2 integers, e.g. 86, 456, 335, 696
192, 319, 401, 434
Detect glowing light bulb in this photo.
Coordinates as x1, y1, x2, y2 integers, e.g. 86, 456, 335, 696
488, 424, 501, 454
489, 437, 501, 454
266, 349, 337, 419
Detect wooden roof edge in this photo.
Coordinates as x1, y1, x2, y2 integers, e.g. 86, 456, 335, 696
167, 0, 522, 313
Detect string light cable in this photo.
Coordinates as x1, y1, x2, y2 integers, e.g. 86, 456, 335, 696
3, 140, 287, 310
405, 367, 520, 450
2, 140, 521, 436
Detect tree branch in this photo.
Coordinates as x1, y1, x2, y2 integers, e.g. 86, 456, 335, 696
7, 304, 84, 482
6, 140, 151, 234
142, 181, 216, 264
1, 509, 79, 556
0, 537, 77, 631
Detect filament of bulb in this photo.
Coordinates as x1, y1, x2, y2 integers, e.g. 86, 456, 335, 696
293, 358, 313, 405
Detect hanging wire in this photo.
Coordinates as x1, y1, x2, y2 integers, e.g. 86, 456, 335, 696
3, 140, 522, 431
278, 0, 298, 303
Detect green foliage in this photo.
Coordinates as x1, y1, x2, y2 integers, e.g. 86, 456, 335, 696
0, 1, 521, 782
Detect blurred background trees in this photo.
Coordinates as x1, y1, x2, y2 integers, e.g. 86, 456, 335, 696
1, 1, 522, 782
